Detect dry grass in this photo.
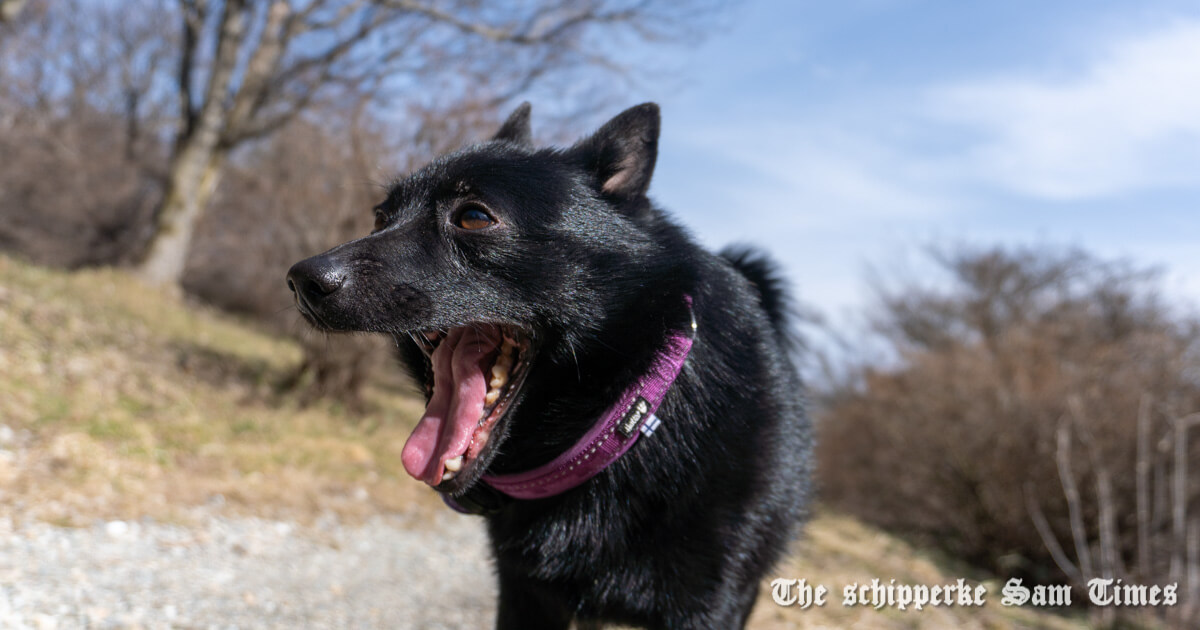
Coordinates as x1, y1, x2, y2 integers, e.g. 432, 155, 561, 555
0, 253, 442, 526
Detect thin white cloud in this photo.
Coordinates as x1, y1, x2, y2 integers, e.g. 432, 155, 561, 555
931, 19, 1200, 199
650, 13, 1200, 321
661, 122, 955, 237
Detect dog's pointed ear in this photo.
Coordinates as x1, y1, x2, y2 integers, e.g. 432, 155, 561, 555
492, 102, 533, 147
573, 103, 660, 200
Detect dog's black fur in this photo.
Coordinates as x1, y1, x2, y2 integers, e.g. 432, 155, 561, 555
287, 103, 812, 629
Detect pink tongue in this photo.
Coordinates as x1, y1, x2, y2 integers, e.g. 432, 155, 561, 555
401, 327, 499, 485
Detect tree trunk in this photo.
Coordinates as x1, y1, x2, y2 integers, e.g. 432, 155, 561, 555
137, 140, 223, 287
136, 0, 244, 288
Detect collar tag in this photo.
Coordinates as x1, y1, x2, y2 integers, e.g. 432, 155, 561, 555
638, 412, 662, 437
618, 397, 651, 437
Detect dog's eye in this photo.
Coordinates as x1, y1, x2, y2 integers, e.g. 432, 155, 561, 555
372, 208, 387, 232
454, 204, 495, 230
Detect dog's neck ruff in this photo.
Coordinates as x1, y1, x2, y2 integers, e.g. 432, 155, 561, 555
445, 299, 696, 515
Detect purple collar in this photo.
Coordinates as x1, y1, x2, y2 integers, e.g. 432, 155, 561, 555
445, 300, 696, 513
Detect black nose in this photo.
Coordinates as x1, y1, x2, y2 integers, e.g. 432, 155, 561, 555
286, 255, 347, 305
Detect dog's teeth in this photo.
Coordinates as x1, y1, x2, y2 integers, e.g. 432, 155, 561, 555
490, 363, 509, 386
442, 471, 457, 481
495, 352, 513, 370
444, 456, 463, 472
485, 389, 500, 405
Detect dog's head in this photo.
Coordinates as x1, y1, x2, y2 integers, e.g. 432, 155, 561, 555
287, 103, 682, 494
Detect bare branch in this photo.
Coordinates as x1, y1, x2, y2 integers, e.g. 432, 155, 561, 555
1026, 482, 1083, 585
1067, 396, 1126, 579
1188, 518, 1199, 624
1055, 417, 1095, 580
293, 0, 369, 33
1096, 469, 1122, 579
224, 0, 292, 138
377, 0, 625, 45
1171, 413, 1200, 583
220, 85, 318, 146
266, 6, 399, 97
1137, 393, 1153, 579
177, 0, 204, 136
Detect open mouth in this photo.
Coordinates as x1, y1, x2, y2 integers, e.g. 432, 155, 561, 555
399, 324, 533, 492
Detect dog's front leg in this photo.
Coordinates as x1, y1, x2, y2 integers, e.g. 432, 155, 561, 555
495, 568, 573, 630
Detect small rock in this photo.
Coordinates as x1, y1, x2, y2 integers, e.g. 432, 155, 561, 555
105, 520, 129, 538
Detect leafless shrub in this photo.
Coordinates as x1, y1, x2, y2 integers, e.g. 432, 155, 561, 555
1027, 406, 1200, 628
0, 0, 172, 268
0, 107, 162, 267
817, 244, 1200, 622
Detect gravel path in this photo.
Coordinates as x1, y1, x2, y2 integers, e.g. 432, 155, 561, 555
0, 509, 497, 629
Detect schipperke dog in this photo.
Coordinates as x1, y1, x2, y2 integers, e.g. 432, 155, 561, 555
287, 103, 811, 629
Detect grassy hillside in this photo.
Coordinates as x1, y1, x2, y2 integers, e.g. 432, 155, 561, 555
0, 254, 1090, 629
0, 253, 437, 525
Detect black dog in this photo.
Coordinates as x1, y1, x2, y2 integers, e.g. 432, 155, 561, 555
287, 103, 812, 629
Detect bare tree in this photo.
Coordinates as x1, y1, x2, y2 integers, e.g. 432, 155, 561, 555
0, 0, 173, 266
817, 244, 1200, 607
0, 0, 716, 407
1028, 407, 1200, 629
137, 0, 711, 286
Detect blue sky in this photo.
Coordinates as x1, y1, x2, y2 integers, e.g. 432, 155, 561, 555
626, 0, 1200, 324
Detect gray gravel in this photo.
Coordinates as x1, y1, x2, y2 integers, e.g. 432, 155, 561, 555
0, 508, 497, 629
